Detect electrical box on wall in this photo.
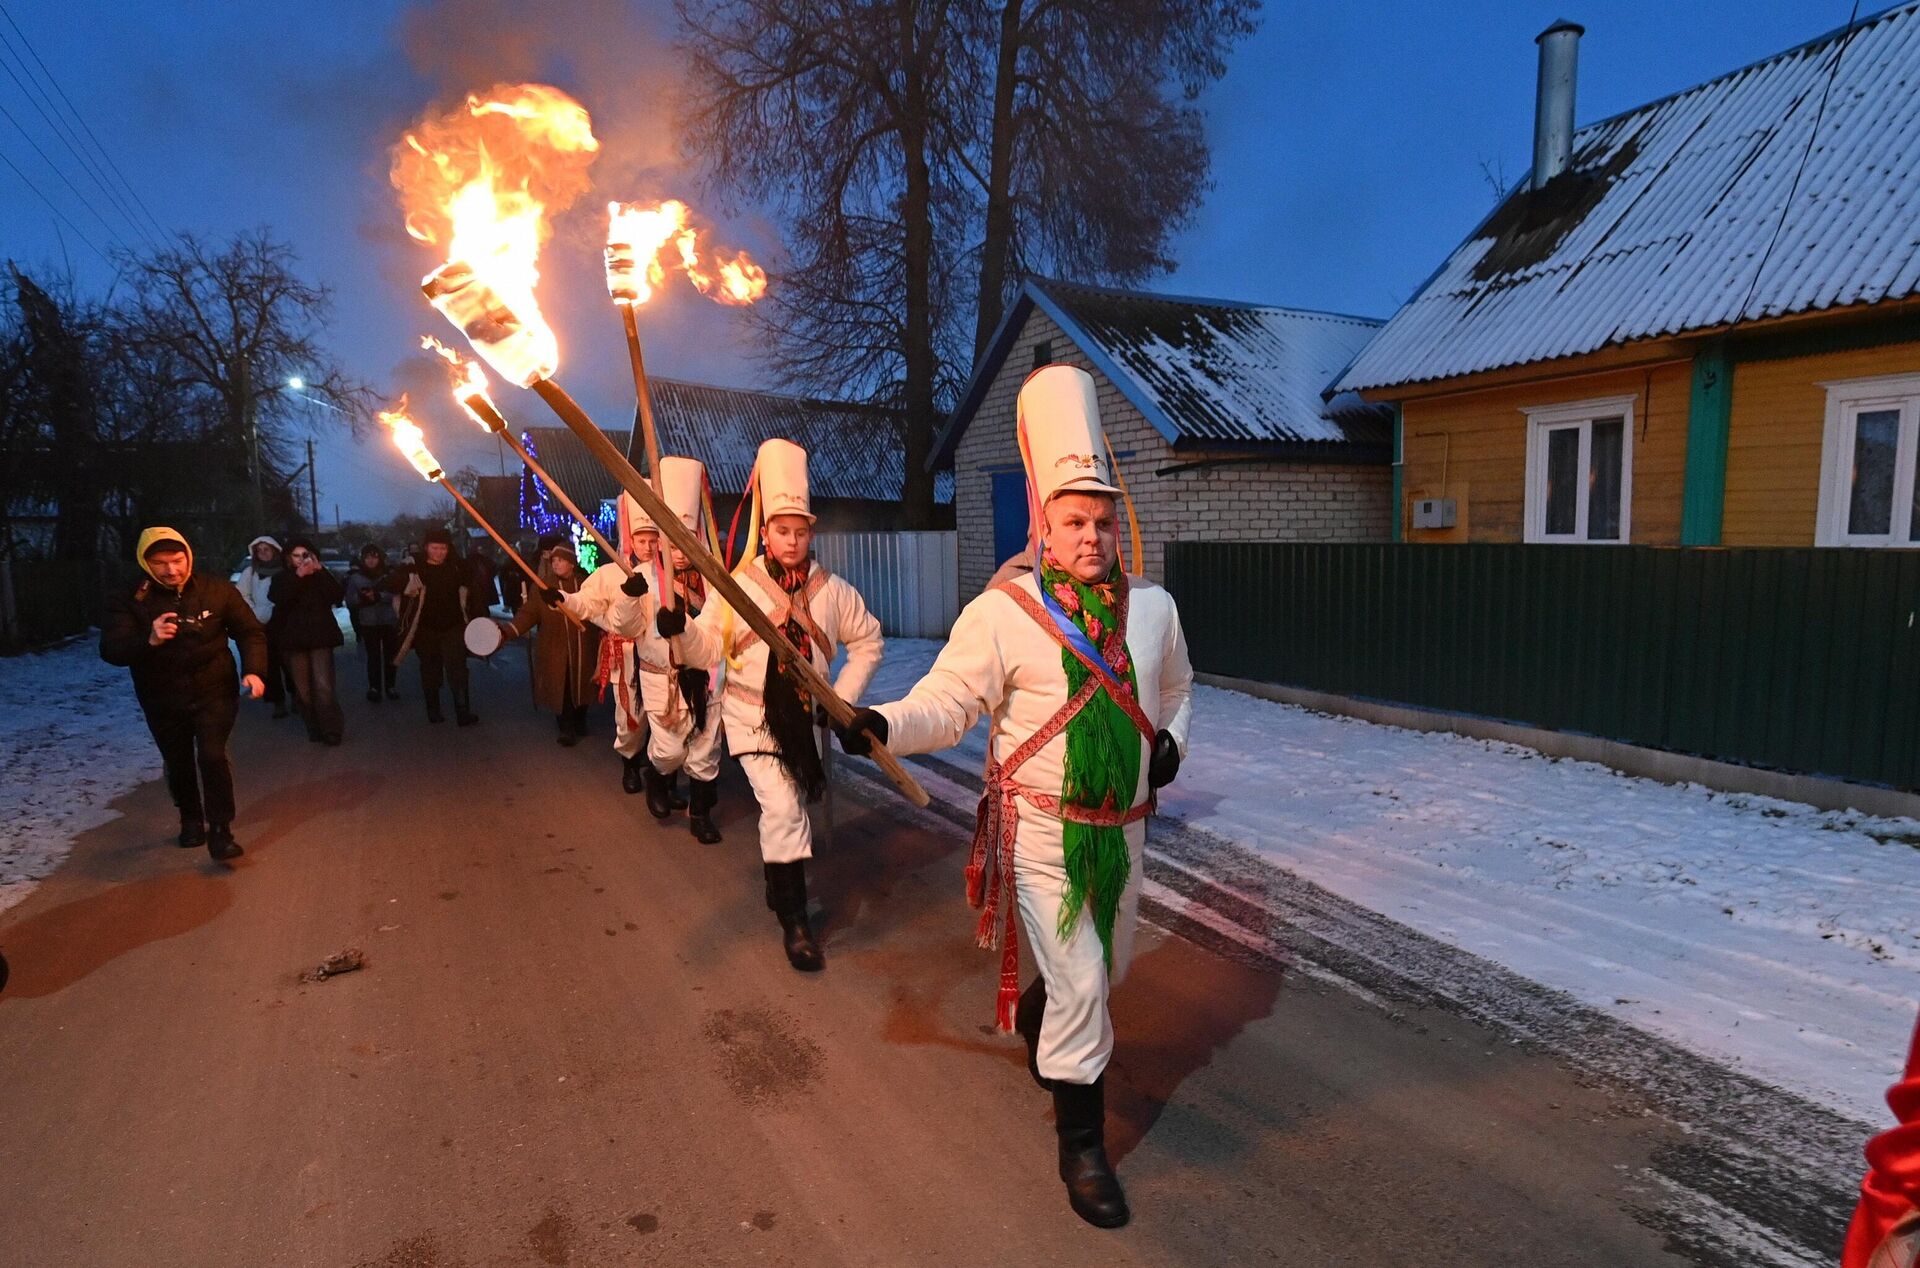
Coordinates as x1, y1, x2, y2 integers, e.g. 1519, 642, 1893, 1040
1413, 498, 1457, 529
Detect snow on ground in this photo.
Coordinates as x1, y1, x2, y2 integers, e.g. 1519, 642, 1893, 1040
867, 638, 1920, 1125
0, 636, 161, 913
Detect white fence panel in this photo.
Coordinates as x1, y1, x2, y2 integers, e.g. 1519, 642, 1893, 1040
812, 531, 957, 638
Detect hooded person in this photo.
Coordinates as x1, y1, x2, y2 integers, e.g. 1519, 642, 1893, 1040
101, 527, 269, 861
1845, 1014, 1920, 1268
500, 541, 601, 744
268, 536, 346, 744
566, 457, 728, 842
382, 527, 476, 725
833, 365, 1193, 1228
231, 533, 294, 717
661, 439, 884, 969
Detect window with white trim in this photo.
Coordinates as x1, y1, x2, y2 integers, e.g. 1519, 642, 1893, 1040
1523, 396, 1635, 543
1816, 373, 1920, 547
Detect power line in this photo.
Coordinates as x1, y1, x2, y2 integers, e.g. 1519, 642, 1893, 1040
0, 39, 155, 249
0, 0, 168, 243
0, 97, 134, 253
0, 142, 110, 263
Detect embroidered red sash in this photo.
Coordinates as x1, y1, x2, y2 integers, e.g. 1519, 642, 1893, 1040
966, 579, 1157, 1031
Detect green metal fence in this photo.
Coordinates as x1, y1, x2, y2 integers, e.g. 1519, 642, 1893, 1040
1165, 542, 1920, 792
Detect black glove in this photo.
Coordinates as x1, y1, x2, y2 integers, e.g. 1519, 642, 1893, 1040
620, 570, 649, 598
834, 707, 889, 757
540, 585, 566, 609
1148, 729, 1181, 789
656, 606, 687, 638
813, 704, 831, 728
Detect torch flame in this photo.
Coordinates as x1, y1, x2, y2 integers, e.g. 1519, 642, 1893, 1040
392, 84, 600, 383
606, 199, 768, 308
379, 396, 444, 482
420, 334, 503, 433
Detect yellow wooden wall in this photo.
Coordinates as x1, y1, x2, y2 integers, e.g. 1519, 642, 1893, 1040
1398, 362, 1692, 544
1724, 340, 1920, 546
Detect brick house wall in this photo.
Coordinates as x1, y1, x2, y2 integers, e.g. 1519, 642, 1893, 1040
953, 306, 1391, 600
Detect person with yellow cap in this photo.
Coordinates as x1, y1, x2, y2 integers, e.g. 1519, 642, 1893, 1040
100, 527, 270, 862
662, 438, 885, 969
834, 365, 1193, 1228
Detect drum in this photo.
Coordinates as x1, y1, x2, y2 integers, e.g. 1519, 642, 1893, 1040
463, 616, 506, 657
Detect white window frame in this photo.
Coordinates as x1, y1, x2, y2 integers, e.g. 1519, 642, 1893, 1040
1522, 395, 1636, 544
1816, 372, 1920, 548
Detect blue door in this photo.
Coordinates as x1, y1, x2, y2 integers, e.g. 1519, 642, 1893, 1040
991, 470, 1030, 569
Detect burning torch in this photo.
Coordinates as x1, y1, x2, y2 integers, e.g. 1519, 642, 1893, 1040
420, 267, 928, 808
379, 398, 567, 611
422, 336, 632, 578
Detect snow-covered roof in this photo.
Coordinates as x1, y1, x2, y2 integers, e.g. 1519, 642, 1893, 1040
934, 279, 1392, 468
1335, 3, 1920, 394
518, 378, 953, 507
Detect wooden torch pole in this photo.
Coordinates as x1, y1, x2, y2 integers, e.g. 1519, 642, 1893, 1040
529, 377, 929, 808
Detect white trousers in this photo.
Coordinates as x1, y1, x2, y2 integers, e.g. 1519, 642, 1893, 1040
739, 753, 813, 863
1014, 821, 1145, 1085
647, 706, 723, 781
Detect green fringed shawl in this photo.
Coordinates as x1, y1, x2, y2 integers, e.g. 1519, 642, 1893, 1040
1037, 552, 1140, 967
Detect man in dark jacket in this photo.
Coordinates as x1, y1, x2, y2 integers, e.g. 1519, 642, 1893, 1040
344, 543, 400, 702
269, 537, 346, 744
383, 527, 476, 725
100, 527, 267, 861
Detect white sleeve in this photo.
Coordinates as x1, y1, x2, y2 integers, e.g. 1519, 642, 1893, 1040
671, 592, 730, 669
1159, 601, 1194, 756
565, 566, 618, 627
873, 595, 1007, 757
828, 578, 884, 705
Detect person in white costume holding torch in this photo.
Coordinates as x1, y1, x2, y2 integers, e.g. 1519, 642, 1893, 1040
834, 364, 1193, 1229
660, 438, 884, 971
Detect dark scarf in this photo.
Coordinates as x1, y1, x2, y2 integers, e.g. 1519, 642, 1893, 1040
1038, 549, 1140, 968
760, 553, 825, 802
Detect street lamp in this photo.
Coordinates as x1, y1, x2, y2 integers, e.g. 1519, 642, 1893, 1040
287, 375, 305, 391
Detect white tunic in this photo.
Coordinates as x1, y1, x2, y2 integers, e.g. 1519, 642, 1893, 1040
870, 572, 1193, 1083
670, 557, 884, 753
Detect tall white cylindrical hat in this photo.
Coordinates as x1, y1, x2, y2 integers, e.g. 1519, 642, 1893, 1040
617, 491, 657, 540
755, 438, 813, 523
1017, 365, 1121, 505
659, 455, 707, 530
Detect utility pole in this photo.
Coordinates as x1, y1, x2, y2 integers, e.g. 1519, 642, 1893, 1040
307, 437, 319, 530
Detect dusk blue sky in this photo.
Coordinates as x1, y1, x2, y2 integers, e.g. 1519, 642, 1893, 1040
0, 0, 1858, 521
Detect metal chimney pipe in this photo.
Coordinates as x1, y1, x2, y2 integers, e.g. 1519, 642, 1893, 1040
1532, 19, 1584, 189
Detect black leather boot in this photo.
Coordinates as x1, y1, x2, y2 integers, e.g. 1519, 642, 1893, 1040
642, 764, 673, 820
1015, 976, 1050, 1090
424, 688, 444, 724
763, 861, 822, 971
453, 689, 478, 727
688, 777, 721, 843
1052, 1076, 1128, 1228
177, 819, 207, 849
621, 753, 646, 794
669, 778, 689, 810
206, 825, 244, 863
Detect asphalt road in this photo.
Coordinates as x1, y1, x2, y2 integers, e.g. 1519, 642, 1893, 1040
0, 649, 1704, 1267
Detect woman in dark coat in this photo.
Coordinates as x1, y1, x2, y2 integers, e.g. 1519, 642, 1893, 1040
501, 544, 601, 745
268, 538, 347, 744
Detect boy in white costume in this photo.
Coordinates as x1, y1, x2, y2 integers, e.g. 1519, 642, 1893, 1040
662, 438, 884, 971
540, 495, 659, 797
600, 456, 727, 843
835, 365, 1192, 1229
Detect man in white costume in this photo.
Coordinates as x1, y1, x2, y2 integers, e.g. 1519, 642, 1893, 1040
592, 456, 727, 843
835, 364, 1192, 1228
540, 491, 660, 799
662, 438, 884, 971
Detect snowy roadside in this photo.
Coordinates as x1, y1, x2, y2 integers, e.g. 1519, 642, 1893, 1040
863, 637, 1920, 1126
0, 636, 160, 914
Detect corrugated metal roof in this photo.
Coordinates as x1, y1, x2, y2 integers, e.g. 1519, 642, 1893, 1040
1335, 3, 1920, 394
932, 279, 1392, 468
1041, 280, 1392, 445
518, 377, 953, 507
